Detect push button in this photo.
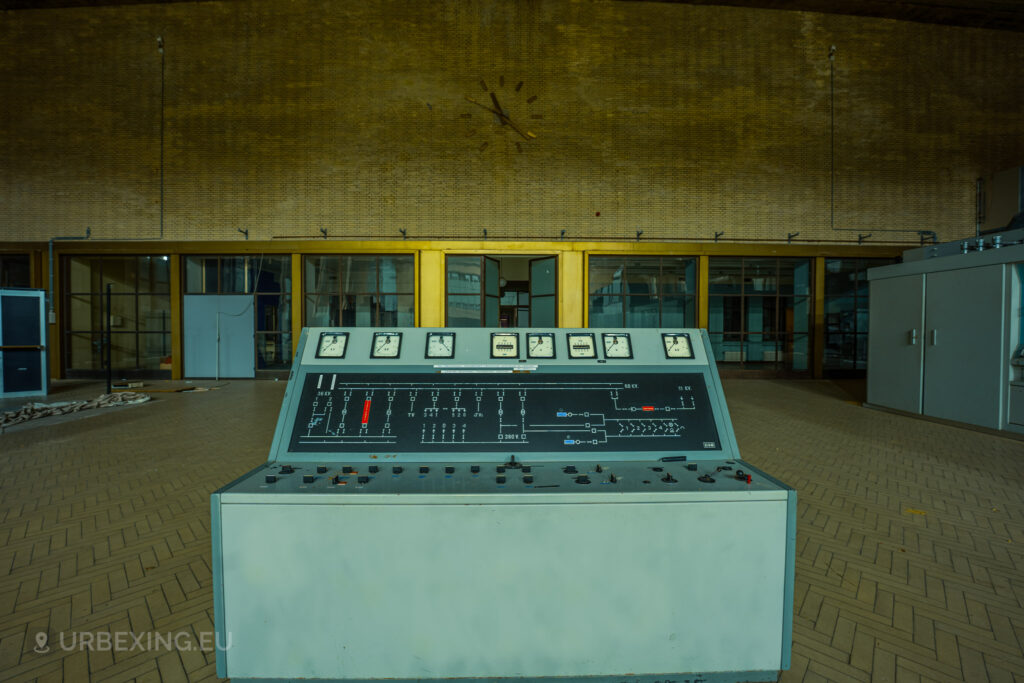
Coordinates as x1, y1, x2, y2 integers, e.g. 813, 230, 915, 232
369, 466, 380, 473
302, 474, 315, 484
445, 466, 455, 474
523, 475, 534, 484
342, 466, 354, 474
316, 465, 328, 474
357, 476, 370, 484
563, 465, 577, 474
496, 475, 506, 484
280, 465, 294, 474
419, 466, 430, 474
576, 475, 591, 485
265, 475, 277, 484
392, 466, 403, 474
471, 465, 480, 474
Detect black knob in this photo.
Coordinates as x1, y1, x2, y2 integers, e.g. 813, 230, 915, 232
369, 465, 380, 473
496, 476, 506, 484
392, 466, 403, 474
576, 475, 591, 485
357, 476, 369, 484
445, 466, 455, 474
698, 474, 715, 483
521, 466, 531, 473
316, 465, 328, 474
661, 473, 677, 484
595, 464, 603, 473
302, 474, 315, 484
496, 466, 506, 473
471, 465, 480, 474
265, 474, 277, 484
651, 467, 663, 472
332, 475, 343, 485
563, 465, 577, 474
523, 475, 534, 484
342, 466, 354, 474
687, 463, 698, 471
419, 466, 429, 474
280, 465, 294, 474
609, 473, 618, 484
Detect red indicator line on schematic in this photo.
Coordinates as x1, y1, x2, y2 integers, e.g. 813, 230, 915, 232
642, 406, 654, 411
361, 400, 372, 424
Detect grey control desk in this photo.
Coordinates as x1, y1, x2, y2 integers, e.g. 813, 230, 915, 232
212, 328, 796, 683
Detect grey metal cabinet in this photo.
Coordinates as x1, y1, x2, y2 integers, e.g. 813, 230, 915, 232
866, 275, 925, 414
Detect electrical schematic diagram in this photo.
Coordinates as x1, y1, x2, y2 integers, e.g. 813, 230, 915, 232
289, 373, 720, 453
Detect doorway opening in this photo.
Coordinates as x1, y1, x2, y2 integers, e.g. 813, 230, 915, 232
445, 254, 556, 327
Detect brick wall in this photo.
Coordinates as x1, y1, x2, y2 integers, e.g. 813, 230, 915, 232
1, 0, 1021, 245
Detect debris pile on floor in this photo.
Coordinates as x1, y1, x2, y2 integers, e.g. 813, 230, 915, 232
0, 392, 151, 432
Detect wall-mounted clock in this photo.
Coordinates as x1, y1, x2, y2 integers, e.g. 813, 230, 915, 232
462, 76, 542, 153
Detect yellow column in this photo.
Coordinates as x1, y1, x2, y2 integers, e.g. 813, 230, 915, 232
559, 250, 584, 328
813, 256, 826, 379
697, 255, 710, 329
170, 254, 183, 379
418, 250, 445, 327
44, 251, 61, 379
291, 254, 303, 357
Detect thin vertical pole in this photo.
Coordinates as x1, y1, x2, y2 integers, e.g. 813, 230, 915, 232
105, 283, 112, 394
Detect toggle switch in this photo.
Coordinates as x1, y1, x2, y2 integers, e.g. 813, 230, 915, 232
698, 474, 715, 484
661, 473, 677, 484
576, 475, 591, 485
563, 465, 577, 474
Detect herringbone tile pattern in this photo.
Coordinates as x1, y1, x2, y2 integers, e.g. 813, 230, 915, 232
0, 378, 1022, 681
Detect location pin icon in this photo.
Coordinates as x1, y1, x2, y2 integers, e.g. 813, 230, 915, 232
34, 632, 49, 653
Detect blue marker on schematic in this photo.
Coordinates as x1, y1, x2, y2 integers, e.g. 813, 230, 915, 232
557, 411, 568, 417
564, 439, 574, 445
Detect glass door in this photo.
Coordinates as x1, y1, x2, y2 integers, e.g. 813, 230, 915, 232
445, 255, 501, 327
529, 256, 557, 327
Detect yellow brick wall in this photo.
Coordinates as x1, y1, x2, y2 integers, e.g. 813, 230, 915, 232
1, 0, 1021, 245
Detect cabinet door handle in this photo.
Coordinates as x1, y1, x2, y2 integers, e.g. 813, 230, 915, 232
908, 329, 917, 345
930, 329, 938, 346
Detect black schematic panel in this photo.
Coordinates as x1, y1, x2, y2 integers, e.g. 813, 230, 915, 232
288, 372, 721, 453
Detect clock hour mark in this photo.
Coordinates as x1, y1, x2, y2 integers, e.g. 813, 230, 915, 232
515, 81, 524, 92
479, 79, 489, 92
527, 95, 538, 104
479, 141, 489, 152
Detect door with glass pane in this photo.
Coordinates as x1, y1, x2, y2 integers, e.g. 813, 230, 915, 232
445, 256, 501, 327
529, 256, 557, 327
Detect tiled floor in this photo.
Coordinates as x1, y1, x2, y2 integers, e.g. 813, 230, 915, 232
1, 378, 1022, 682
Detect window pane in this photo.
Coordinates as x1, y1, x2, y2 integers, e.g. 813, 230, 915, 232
588, 295, 622, 327
305, 256, 340, 294
708, 333, 725, 362
380, 256, 414, 292
447, 294, 481, 327
708, 258, 742, 295
588, 258, 623, 295
103, 258, 137, 294
379, 295, 415, 326
137, 295, 171, 332
340, 294, 375, 326
68, 332, 102, 370
660, 257, 695, 295
744, 259, 777, 294
305, 294, 338, 327
789, 333, 810, 371
623, 295, 660, 327
447, 256, 480, 294
256, 333, 292, 370
68, 294, 98, 331
138, 256, 170, 293
824, 259, 857, 297
256, 295, 289, 332
139, 332, 171, 370
109, 294, 137, 331
220, 257, 247, 293
68, 257, 100, 293
342, 256, 378, 293
251, 255, 290, 293
0, 254, 31, 288
708, 295, 742, 336
783, 259, 811, 296
623, 258, 660, 296
110, 332, 138, 370
661, 296, 693, 327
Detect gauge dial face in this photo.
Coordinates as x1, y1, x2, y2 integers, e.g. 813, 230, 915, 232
566, 333, 597, 359
315, 332, 348, 358
662, 332, 694, 359
526, 332, 555, 358
490, 333, 519, 358
425, 332, 456, 359
371, 332, 402, 358
602, 332, 633, 359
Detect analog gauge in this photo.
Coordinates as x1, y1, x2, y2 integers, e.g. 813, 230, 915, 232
662, 332, 694, 359
490, 332, 519, 358
425, 332, 456, 359
602, 332, 633, 359
566, 333, 597, 359
315, 331, 348, 359
526, 332, 555, 359
371, 332, 402, 358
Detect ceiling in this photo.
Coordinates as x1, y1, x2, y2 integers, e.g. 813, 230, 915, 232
1, 0, 1022, 33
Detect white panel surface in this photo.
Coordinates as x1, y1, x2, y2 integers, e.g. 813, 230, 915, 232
220, 499, 788, 679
